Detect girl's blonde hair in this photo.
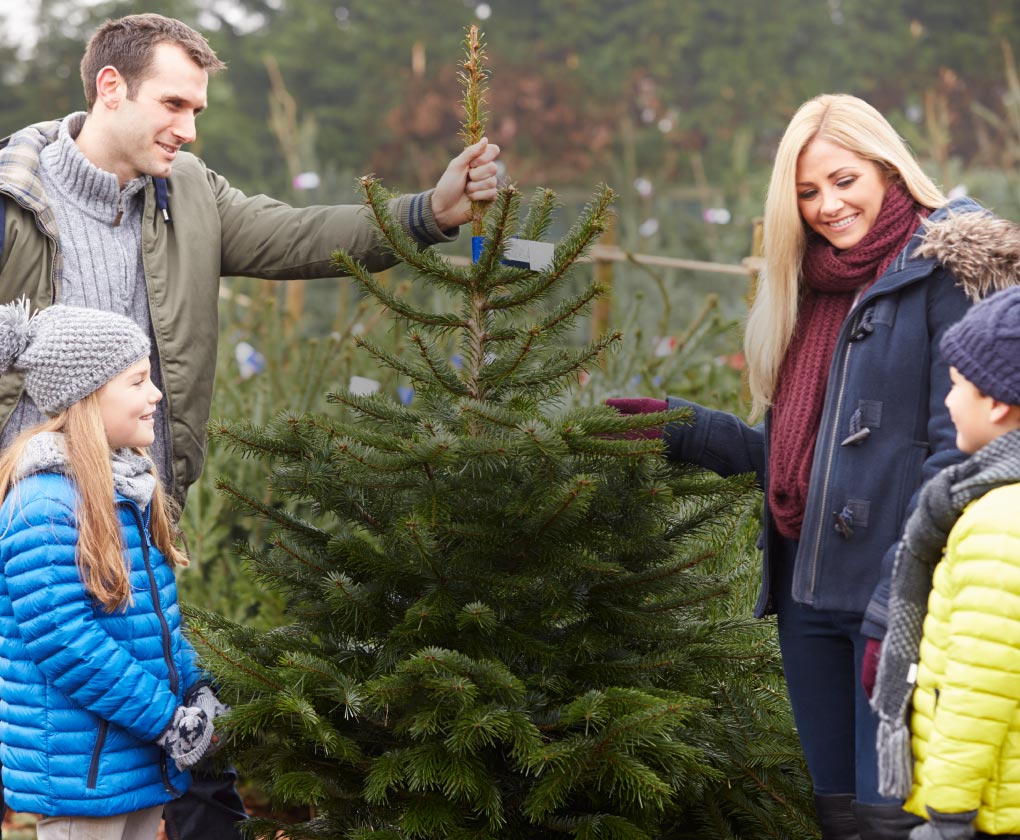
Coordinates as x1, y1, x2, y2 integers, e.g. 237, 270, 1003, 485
744, 94, 946, 420
0, 392, 187, 612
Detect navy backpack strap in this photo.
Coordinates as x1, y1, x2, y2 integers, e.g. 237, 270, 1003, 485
153, 177, 172, 224
0, 194, 5, 261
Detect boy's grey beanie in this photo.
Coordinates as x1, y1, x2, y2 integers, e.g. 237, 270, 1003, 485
940, 286, 1020, 406
0, 300, 150, 416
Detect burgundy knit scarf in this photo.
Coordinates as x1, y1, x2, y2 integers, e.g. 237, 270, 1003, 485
769, 182, 926, 539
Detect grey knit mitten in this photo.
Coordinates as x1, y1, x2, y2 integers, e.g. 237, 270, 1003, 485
183, 684, 229, 757
184, 684, 229, 722
156, 705, 214, 770
909, 809, 977, 840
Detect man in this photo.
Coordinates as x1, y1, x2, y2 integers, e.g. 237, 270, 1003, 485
0, 12, 499, 840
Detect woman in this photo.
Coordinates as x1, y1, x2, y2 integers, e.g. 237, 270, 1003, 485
612, 94, 984, 839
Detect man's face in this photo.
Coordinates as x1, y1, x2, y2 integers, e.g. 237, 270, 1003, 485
108, 42, 208, 181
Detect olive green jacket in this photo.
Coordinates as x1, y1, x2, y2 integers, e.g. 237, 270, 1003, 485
0, 117, 455, 502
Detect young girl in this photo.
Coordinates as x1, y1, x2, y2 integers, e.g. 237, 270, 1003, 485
0, 301, 225, 840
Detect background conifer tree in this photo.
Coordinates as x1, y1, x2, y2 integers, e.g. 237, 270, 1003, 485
188, 27, 817, 840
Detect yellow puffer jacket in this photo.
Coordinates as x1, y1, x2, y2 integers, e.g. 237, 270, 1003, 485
906, 482, 1020, 834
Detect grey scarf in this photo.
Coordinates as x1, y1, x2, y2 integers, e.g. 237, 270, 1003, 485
871, 428, 1020, 798
15, 431, 157, 509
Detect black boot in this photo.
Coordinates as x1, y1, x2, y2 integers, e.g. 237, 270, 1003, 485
815, 793, 862, 840
852, 801, 924, 840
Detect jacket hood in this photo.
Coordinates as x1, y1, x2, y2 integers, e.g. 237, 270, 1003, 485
916, 209, 1020, 301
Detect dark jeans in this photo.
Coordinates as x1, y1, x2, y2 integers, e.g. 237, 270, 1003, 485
773, 536, 896, 805
0, 760, 247, 840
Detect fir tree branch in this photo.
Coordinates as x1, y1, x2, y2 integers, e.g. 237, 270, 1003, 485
215, 479, 330, 545
477, 326, 539, 385
512, 331, 622, 391
340, 255, 468, 329
457, 401, 525, 430
485, 185, 615, 311
327, 391, 423, 426
471, 184, 518, 285
534, 281, 608, 337
268, 534, 329, 576
329, 437, 423, 475
536, 476, 595, 536
188, 624, 287, 691
562, 437, 667, 459
403, 515, 436, 570
209, 419, 305, 459
481, 284, 608, 392
518, 187, 561, 242
356, 337, 472, 398
716, 684, 800, 811
408, 331, 472, 396
463, 187, 529, 402
337, 175, 473, 290
290, 415, 412, 456
589, 551, 715, 595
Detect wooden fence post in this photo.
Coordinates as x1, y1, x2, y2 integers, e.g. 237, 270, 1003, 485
744, 217, 764, 310
590, 210, 617, 342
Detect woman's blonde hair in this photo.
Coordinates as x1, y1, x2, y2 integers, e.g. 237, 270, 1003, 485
744, 94, 946, 420
0, 392, 187, 611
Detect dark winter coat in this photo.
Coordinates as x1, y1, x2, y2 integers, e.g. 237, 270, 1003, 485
664, 199, 1005, 635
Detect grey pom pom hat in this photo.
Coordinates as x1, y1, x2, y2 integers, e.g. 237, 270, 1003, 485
0, 300, 151, 416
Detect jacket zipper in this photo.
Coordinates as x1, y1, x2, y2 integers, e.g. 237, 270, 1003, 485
86, 719, 109, 789
807, 315, 859, 595
123, 501, 183, 794
124, 501, 180, 697
160, 753, 178, 795
140, 184, 178, 499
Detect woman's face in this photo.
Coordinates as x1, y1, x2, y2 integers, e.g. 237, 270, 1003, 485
795, 137, 890, 250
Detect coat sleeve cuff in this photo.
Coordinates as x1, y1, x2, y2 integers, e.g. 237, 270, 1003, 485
390, 190, 459, 247
663, 397, 710, 465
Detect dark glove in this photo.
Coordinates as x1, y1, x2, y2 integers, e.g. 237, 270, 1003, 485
184, 684, 229, 758
156, 705, 215, 770
909, 809, 977, 840
861, 637, 881, 699
605, 398, 669, 440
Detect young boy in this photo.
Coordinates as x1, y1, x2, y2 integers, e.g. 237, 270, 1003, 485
872, 286, 1020, 840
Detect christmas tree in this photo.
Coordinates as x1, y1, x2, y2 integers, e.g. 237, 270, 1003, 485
188, 28, 816, 840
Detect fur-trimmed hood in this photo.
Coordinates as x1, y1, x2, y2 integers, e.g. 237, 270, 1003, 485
917, 209, 1020, 301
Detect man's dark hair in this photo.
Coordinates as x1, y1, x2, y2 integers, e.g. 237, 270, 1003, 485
80, 14, 225, 110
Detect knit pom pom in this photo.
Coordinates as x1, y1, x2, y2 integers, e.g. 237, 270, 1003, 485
0, 298, 33, 373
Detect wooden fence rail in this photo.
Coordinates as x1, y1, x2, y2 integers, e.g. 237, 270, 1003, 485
223, 220, 767, 332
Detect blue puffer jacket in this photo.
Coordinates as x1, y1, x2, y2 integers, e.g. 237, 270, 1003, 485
664, 199, 982, 636
0, 472, 201, 817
